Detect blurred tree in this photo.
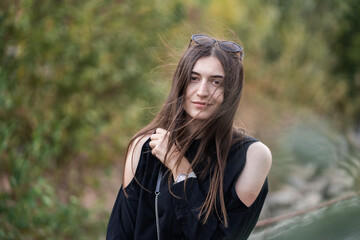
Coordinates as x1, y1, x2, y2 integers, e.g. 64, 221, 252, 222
330, 0, 360, 128
0, 0, 183, 238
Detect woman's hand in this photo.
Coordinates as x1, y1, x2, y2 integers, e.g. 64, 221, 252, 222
149, 128, 191, 179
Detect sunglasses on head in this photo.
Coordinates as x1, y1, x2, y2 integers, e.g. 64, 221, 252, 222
189, 34, 244, 61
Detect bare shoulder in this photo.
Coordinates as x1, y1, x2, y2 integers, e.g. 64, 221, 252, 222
247, 141, 272, 170
235, 141, 272, 207
123, 133, 151, 188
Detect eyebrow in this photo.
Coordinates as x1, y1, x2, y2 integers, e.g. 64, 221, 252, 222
191, 71, 224, 79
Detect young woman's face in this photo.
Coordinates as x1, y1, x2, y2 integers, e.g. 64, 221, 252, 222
184, 56, 225, 120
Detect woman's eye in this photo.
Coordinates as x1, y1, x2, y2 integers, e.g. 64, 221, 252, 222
191, 76, 198, 81
213, 80, 221, 86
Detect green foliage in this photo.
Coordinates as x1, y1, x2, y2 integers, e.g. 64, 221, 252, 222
0, 177, 102, 239
330, 0, 360, 126
0, 0, 179, 166
0, 0, 181, 238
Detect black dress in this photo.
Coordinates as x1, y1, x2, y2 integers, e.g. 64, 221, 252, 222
106, 136, 268, 240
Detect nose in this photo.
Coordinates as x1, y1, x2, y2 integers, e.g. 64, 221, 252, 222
196, 79, 209, 98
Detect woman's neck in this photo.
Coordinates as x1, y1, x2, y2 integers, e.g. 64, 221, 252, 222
188, 119, 204, 139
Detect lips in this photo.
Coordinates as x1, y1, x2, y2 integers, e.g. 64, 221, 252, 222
192, 101, 211, 109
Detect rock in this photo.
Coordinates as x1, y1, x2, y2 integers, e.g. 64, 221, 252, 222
295, 192, 322, 210
266, 186, 302, 214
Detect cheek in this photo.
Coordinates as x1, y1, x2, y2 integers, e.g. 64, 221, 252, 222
185, 85, 195, 99
214, 90, 224, 104
217, 96, 224, 106
219, 94, 224, 104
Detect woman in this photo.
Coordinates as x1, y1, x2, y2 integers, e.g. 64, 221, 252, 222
107, 34, 272, 240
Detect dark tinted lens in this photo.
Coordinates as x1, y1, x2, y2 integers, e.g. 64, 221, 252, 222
218, 41, 243, 53
192, 35, 216, 46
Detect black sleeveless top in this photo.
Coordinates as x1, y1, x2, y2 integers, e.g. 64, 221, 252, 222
106, 136, 268, 240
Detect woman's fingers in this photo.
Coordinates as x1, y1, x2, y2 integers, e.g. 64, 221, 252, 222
151, 148, 158, 157
149, 136, 161, 156
150, 131, 165, 141
155, 128, 166, 134
150, 134, 159, 141
150, 145, 163, 161
150, 129, 167, 149
149, 139, 156, 148
149, 128, 170, 162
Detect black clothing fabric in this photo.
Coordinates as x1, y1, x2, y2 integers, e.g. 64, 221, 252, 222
107, 136, 268, 240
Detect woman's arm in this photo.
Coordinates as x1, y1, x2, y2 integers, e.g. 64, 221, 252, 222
106, 134, 150, 240
235, 141, 272, 207
123, 134, 151, 187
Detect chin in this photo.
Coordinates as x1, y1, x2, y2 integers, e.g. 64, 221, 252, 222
189, 112, 211, 120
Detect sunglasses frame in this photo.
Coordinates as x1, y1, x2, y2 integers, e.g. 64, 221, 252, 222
189, 34, 244, 61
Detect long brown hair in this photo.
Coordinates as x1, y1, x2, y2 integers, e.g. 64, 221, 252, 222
124, 37, 245, 227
